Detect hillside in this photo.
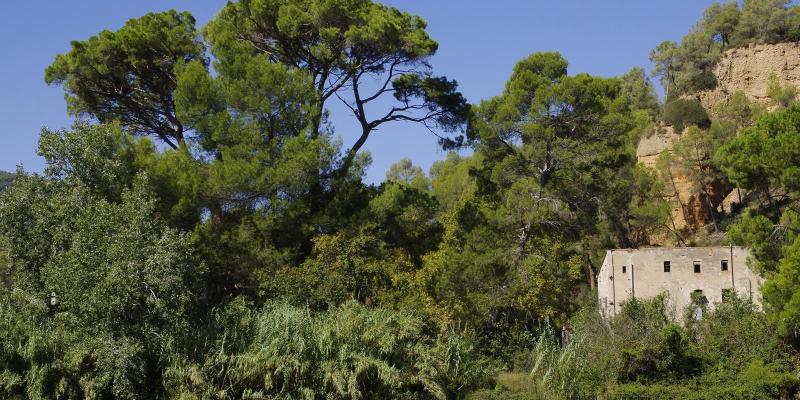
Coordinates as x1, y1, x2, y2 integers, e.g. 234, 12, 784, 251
637, 42, 800, 244
692, 42, 800, 113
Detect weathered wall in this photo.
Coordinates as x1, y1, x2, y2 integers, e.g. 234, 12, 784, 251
597, 246, 762, 321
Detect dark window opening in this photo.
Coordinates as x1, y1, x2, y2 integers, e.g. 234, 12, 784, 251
694, 261, 701, 273
722, 288, 734, 302
721, 260, 728, 271
622, 266, 627, 273
664, 261, 671, 272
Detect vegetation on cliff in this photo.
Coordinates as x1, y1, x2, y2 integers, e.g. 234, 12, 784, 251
650, 0, 800, 99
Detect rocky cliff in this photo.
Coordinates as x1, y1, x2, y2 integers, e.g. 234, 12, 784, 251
690, 42, 800, 113
637, 125, 717, 239
637, 42, 800, 244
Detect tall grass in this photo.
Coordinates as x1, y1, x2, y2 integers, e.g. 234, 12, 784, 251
528, 327, 591, 399
166, 300, 496, 399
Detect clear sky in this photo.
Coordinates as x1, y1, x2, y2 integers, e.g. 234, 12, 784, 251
0, 0, 718, 183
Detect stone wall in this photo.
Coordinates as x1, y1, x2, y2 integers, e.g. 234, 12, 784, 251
597, 246, 762, 321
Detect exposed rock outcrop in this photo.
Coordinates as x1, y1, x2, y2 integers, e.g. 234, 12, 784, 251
690, 42, 800, 114
637, 42, 800, 244
637, 125, 728, 240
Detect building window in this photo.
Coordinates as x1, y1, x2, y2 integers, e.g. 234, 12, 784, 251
722, 288, 734, 302
694, 261, 701, 273
622, 266, 627, 273
721, 260, 729, 271
664, 261, 671, 272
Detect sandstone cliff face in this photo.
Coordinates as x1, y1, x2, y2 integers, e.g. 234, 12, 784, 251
637, 125, 718, 238
636, 42, 800, 244
690, 42, 800, 113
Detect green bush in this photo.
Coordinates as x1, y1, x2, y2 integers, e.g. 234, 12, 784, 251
662, 99, 711, 134
166, 300, 498, 399
608, 362, 799, 400
489, 295, 799, 399
768, 74, 797, 108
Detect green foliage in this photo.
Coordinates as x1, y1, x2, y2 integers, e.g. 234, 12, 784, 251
687, 294, 788, 371
762, 237, 800, 339
416, 329, 500, 399
45, 11, 205, 148
166, 300, 496, 399
386, 158, 430, 192
612, 297, 698, 383
662, 99, 711, 134
15, 2, 800, 397
649, 29, 720, 98
0, 169, 203, 398
716, 104, 800, 193
418, 51, 654, 342
527, 328, 593, 399
727, 210, 786, 273
204, 0, 469, 174
650, 0, 800, 97
667, 121, 736, 227
626, 165, 671, 245
789, 6, 800, 41
619, 67, 660, 116
429, 152, 480, 212
718, 103, 800, 347
275, 230, 409, 308
606, 366, 798, 400
768, 73, 798, 108
736, 0, 792, 45
714, 90, 765, 128
0, 171, 13, 192
482, 296, 797, 400
705, 2, 741, 47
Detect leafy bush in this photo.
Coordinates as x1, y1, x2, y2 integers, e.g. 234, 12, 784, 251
687, 295, 787, 371
768, 73, 797, 108
0, 171, 12, 192
167, 300, 497, 399
481, 295, 799, 399
662, 99, 711, 134
0, 175, 203, 399
608, 361, 798, 400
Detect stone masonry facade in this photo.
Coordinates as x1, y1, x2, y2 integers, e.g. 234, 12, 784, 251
597, 246, 763, 320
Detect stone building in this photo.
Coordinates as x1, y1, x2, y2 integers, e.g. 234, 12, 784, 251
597, 246, 763, 320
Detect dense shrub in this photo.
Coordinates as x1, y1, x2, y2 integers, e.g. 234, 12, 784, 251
768, 73, 798, 108
0, 171, 12, 192
662, 99, 711, 134
481, 296, 799, 399
166, 300, 498, 399
608, 361, 798, 400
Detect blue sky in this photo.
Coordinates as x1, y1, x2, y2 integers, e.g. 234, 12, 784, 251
0, 0, 718, 183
